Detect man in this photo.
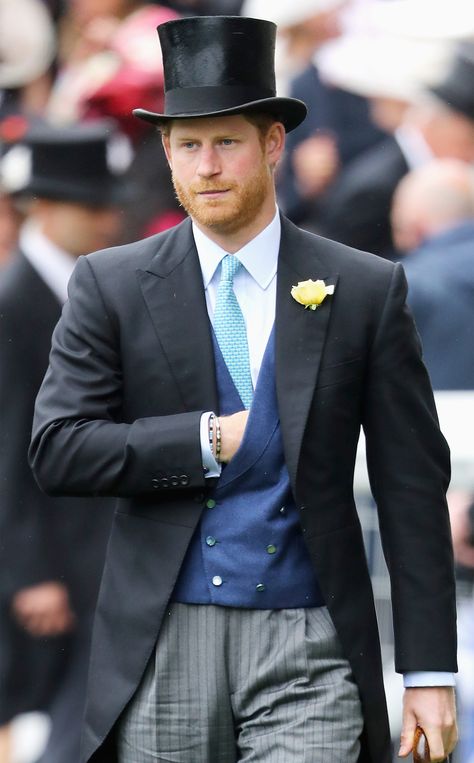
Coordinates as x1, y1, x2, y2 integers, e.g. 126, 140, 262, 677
0, 122, 126, 763
312, 44, 474, 259
29, 16, 457, 763
392, 158, 474, 390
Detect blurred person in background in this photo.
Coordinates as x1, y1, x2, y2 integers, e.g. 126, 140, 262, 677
391, 158, 474, 390
48, 0, 185, 240
0, 0, 56, 122
242, 0, 386, 223
313, 41, 474, 259
0, 122, 129, 763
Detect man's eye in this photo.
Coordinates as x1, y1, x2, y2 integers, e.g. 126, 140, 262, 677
221, 139, 234, 146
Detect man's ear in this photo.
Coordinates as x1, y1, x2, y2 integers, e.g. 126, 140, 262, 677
266, 122, 286, 167
162, 134, 172, 168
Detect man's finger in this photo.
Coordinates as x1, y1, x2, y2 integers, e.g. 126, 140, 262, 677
399, 714, 417, 757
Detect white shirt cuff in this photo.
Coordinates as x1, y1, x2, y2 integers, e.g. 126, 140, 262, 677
200, 412, 221, 478
403, 672, 456, 688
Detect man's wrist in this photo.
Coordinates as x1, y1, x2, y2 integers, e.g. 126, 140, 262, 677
200, 412, 221, 477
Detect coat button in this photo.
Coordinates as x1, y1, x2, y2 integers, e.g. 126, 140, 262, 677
206, 536, 217, 547
151, 478, 160, 489
279, 506, 286, 514
179, 474, 189, 486
170, 475, 179, 487
160, 477, 169, 488
266, 544, 277, 554
256, 583, 265, 592
206, 498, 216, 509
212, 576, 223, 587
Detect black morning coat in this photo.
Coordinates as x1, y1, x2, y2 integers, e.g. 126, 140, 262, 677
29, 215, 457, 763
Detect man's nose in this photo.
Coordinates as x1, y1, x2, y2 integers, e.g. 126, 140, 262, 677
196, 146, 221, 177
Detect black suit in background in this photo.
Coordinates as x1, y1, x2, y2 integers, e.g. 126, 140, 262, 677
0, 252, 113, 761
308, 135, 409, 259
29, 216, 456, 763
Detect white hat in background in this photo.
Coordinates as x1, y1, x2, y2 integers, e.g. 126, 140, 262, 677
241, 0, 346, 28
368, 0, 474, 41
316, 34, 454, 103
0, 0, 56, 90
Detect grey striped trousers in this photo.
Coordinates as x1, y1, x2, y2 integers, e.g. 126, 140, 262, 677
117, 604, 363, 762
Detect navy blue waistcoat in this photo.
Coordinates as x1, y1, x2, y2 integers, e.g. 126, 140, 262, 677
172, 329, 324, 608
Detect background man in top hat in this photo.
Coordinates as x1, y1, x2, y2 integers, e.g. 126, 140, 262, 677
30, 16, 457, 763
0, 121, 127, 763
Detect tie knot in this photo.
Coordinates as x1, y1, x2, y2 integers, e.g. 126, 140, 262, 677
220, 254, 242, 283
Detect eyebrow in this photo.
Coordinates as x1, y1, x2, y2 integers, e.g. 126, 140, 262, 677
175, 132, 243, 142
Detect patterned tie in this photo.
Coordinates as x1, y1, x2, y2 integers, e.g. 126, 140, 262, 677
213, 255, 253, 409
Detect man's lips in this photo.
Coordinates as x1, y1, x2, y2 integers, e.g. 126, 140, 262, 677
196, 189, 231, 197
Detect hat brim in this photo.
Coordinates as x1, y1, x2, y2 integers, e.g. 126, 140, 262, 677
133, 96, 307, 133
17, 176, 134, 206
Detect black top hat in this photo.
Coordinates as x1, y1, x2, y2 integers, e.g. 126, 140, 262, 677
429, 45, 474, 121
133, 15, 307, 132
19, 121, 131, 206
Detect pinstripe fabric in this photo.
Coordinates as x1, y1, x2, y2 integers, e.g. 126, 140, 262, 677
117, 604, 363, 763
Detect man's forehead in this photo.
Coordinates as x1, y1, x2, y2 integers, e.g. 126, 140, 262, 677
168, 114, 252, 136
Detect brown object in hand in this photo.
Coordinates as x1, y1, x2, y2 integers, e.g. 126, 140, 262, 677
413, 726, 430, 762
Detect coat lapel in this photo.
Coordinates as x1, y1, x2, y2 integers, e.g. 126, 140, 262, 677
137, 219, 218, 412
276, 217, 339, 493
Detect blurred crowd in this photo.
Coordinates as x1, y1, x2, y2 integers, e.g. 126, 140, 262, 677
1, 0, 474, 761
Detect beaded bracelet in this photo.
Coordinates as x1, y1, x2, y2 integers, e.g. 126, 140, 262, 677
214, 415, 221, 462
208, 413, 215, 455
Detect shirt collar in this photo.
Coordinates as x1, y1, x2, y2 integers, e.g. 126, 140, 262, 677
395, 124, 434, 170
192, 208, 281, 290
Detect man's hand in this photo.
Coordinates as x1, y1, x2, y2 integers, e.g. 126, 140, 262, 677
12, 582, 76, 637
292, 133, 339, 199
217, 411, 249, 463
399, 687, 457, 761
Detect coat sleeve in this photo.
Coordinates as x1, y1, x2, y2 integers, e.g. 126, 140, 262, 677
29, 256, 207, 498
362, 263, 457, 673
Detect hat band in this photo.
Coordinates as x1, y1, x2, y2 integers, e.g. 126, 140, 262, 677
164, 84, 276, 116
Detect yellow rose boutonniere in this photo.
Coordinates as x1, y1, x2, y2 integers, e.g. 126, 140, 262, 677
291, 279, 335, 310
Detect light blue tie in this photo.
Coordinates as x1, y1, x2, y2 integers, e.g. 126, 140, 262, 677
213, 255, 253, 409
